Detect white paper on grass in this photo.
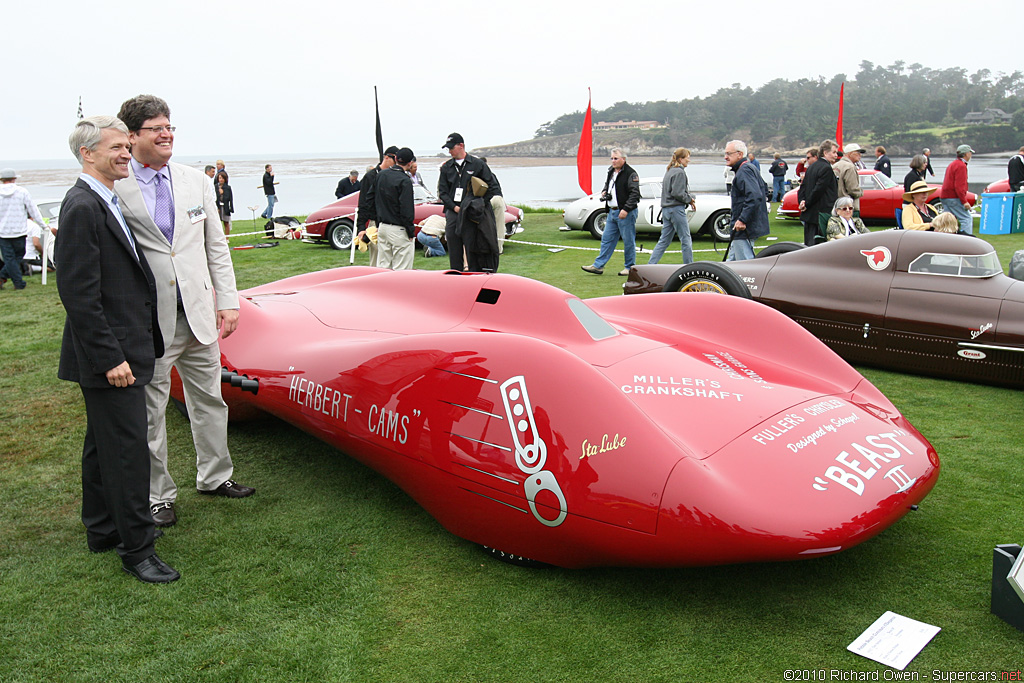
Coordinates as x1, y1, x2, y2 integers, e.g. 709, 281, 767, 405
846, 611, 940, 670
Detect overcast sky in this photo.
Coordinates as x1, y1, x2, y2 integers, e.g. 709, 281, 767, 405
3, 0, 1018, 162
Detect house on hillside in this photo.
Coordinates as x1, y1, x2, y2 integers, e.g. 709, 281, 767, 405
963, 108, 1013, 125
594, 120, 665, 131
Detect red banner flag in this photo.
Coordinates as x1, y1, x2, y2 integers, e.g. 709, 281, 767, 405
577, 89, 593, 195
835, 82, 845, 150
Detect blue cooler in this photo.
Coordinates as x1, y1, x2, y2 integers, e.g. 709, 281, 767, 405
979, 193, 1015, 235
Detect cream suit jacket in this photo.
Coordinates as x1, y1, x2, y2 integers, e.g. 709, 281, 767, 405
114, 162, 239, 347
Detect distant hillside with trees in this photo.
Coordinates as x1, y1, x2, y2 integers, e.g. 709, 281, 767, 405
477, 62, 1024, 157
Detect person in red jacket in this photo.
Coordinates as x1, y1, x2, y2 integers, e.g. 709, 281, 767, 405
939, 145, 974, 234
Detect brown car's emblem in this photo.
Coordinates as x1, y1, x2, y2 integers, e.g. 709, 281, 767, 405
860, 247, 891, 270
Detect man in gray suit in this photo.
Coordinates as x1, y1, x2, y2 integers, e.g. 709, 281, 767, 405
114, 95, 254, 529
58, 115, 178, 583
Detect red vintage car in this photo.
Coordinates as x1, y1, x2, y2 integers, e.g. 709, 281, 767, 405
985, 179, 1011, 193
185, 267, 938, 568
304, 185, 524, 250
624, 231, 1024, 389
778, 169, 977, 222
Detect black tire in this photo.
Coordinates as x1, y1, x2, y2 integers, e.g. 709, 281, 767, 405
755, 241, 806, 258
504, 222, 516, 238
482, 545, 551, 568
584, 210, 608, 240
662, 262, 752, 298
327, 219, 354, 250
709, 210, 733, 242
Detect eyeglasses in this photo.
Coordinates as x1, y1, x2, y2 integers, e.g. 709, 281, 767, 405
138, 125, 176, 134
838, 206, 854, 211
724, 150, 740, 157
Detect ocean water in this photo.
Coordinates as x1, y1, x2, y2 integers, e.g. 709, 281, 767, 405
8, 154, 1013, 218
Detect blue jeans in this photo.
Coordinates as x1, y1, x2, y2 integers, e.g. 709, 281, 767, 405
592, 208, 637, 269
942, 198, 972, 234
417, 231, 446, 257
648, 205, 693, 264
261, 194, 277, 220
727, 235, 756, 261
0, 235, 27, 288
772, 176, 786, 202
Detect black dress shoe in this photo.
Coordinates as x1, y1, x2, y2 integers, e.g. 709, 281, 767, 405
151, 501, 177, 527
123, 554, 180, 583
198, 479, 255, 498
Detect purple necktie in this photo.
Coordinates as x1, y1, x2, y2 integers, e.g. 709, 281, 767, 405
154, 171, 174, 243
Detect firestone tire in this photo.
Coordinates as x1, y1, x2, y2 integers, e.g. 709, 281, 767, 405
662, 262, 752, 298
755, 241, 805, 258
482, 545, 551, 568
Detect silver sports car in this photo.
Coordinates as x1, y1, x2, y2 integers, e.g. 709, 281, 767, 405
562, 178, 734, 241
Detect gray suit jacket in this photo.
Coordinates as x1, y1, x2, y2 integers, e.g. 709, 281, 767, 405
114, 161, 238, 347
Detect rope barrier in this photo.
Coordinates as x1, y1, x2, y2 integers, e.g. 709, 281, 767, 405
503, 237, 728, 255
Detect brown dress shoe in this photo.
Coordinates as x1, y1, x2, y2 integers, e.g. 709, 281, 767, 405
198, 479, 255, 498
151, 502, 177, 527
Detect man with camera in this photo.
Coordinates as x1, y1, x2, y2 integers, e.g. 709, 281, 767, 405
581, 149, 640, 276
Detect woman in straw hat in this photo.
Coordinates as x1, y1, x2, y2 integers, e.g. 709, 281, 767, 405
902, 181, 940, 230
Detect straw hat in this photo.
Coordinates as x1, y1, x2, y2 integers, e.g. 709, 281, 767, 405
902, 181, 937, 202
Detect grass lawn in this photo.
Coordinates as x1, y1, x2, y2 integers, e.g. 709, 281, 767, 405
1, 209, 1022, 682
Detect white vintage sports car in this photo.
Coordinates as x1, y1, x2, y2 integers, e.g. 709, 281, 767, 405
562, 178, 734, 241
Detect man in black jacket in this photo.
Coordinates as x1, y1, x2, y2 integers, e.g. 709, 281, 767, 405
335, 170, 361, 198
797, 141, 838, 246
438, 132, 499, 271
260, 164, 277, 221
874, 146, 892, 177
1008, 147, 1024, 192
582, 148, 640, 276
57, 116, 178, 583
375, 147, 416, 270
356, 146, 398, 267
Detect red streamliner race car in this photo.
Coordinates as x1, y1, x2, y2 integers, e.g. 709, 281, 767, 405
625, 231, 1024, 389
184, 267, 938, 568
304, 185, 524, 250
777, 169, 977, 222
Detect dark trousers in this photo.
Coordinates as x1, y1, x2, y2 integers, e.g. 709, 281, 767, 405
803, 213, 830, 246
80, 384, 157, 565
0, 235, 27, 288
444, 209, 463, 271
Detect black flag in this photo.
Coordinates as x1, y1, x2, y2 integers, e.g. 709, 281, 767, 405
374, 86, 384, 163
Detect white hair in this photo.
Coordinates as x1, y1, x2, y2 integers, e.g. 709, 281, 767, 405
69, 116, 128, 163
727, 140, 748, 156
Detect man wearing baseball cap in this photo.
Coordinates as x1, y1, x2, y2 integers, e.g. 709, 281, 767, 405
939, 144, 975, 234
357, 145, 399, 267
0, 168, 49, 290
437, 133, 499, 271
374, 147, 417, 270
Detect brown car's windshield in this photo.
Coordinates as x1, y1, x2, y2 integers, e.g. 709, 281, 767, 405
908, 251, 1002, 278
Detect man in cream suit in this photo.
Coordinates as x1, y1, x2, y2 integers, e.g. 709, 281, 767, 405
114, 95, 255, 528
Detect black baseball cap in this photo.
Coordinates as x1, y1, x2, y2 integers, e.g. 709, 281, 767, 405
397, 147, 416, 164
384, 145, 399, 159
442, 132, 464, 150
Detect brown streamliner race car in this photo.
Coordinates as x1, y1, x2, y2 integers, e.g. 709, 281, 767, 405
624, 231, 1024, 389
